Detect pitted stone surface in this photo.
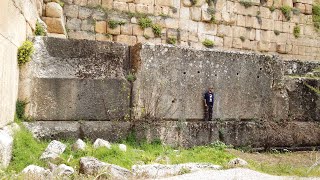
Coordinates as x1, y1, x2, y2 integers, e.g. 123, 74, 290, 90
40, 140, 66, 160
93, 138, 111, 149
0, 130, 13, 168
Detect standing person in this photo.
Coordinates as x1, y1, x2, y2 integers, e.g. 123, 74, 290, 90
204, 87, 215, 121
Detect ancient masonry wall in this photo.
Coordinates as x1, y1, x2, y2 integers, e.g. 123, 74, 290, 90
52, 0, 320, 61
0, 0, 43, 128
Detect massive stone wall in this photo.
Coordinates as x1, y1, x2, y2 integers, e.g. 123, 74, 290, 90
19, 37, 131, 121
55, 0, 320, 61
0, 0, 42, 128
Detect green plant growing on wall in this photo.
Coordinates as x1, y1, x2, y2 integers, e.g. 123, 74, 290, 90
167, 37, 177, 44
240, 0, 253, 8
293, 25, 300, 38
202, 39, 214, 48
292, 8, 300, 15
269, 5, 276, 12
152, 24, 162, 37
280, 5, 292, 20
126, 72, 136, 82
190, 0, 198, 6
240, 36, 246, 42
143, 34, 150, 39
34, 21, 46, 36
312, 4, 320, 31
108, 20, 126, 29
274, 30, 280, 35
17, 41, 34, 66
207, 7, 216, 24
138, 17, 153, 29
304, 83, 320, 94
256, 11, 262, 24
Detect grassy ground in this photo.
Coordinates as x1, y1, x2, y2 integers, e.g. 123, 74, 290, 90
2, 123, 320, 178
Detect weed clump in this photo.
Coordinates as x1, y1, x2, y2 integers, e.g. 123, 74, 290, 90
293, 25, 300, 38
138, 17, 153, 29
108, 20, 125, 29
281, 5, 292, 21
202, 39, 214, 48
34, 21, 46, 36
313, 4, 320, 31
17, 41, 34, 66
167, 37, 177, 44
152, 24, 162, 37
240, 0, 253, 8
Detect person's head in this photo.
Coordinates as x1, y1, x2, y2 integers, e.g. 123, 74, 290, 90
208, 86, 213, 92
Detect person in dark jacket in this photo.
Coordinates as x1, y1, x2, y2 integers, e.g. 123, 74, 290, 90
204, 87, 214, 121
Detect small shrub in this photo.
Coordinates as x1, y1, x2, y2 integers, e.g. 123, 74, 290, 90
240, 0, 253, 8
17, 41, 34, 66
108, 20, 125, 29
202, 39, 214, 48
240, 36, 246, 42
274, 30, 280, 36
292, 8, 300, 15
313, 4, 320, 31
152, 24, 162, 37
210, 16, 216, 24
138, 17, 153, 29
167, 37, 177, 45
16, 100, 27, 120
126, 73, 136, 82
293, 25, 300, 38
190, 0, 197, 5
281, 5, 292, 21
34, 21, 46, 36
269, 5, 276, 12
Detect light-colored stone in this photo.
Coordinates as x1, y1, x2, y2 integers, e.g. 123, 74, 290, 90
232, 38, 242, 49
81, 19, 95, 31
47, 33, 67, 38
21, 165, 51, 179
80, 157, 132, 178
261, 18, 273, 30
96, 33, 113, 41
128, 3, 136, 12
180, 7, 190, 20
133, 163, 222, 178
165, 18, 179, 29
237, 15, 246, 27
52, 164, 75, 176
133, 24, 144, 35
95, 21, 107, 33
182, 0, 192, 7
179, 19, 198, 32
198, 22, 217, 35
113, 1, 129, 11
0, 130, 13, 168
217, 24, 232, 37
228, 158, 248, 167
119, 144, 127, 151
305, 4, 312, 15
115, 35, 137, 45
155, 0, 173, 6
92, 10, 106, 20
107, 24, 121, 35
93, 138, 111, 149
71, 139, 86, 151
40, 140, 67, 160
79, 7, 92, 19
257, 41, 270, 52
74, 0, 88, 6
102, 0, 113, 9
135, 0, 154, 5
46, 2, 63, 18
43, 17, 66, 34
66, 18, 81, 31
136, 4, 149, 14
121, 24, 133, 35
64, 5, 79, 18
144, 27, 155, 38
88, 0, 102, 7
190, 7, 201, 21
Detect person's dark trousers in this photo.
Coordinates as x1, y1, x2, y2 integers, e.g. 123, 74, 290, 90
208, 105, 213, 121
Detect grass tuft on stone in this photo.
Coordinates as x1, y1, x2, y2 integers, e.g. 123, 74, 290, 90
280, 5, 292, 21
313, 4, 320, 31
239, 0, 254, 8
202, 39, 214, 48
138, 17, 153, 29
17, 41, 34, 66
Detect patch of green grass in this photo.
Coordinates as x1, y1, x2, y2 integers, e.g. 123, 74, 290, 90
313, 4, 320, 31
305, 83, 320, 94
34, 21, 46, 36
293, 25, 300, 38
152, 24, 162, 37
202, 39, 214, 48
17, 41, 34, 66
167, 37, 177, 45
138, 17, 153, 29
281, 5, 292, 21
108, 20, 126, 29
240, 0, 254, 8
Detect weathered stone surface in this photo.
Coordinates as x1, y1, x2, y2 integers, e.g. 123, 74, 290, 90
47, 33, 67, 38
114, 35, 137, 45
228, 158, 248, 167
71, 139, 86, 151
46, 2, 63, 18
132, 163, 221, 178
66, 18, 82, 30
68, 30, 96, 40
81, 19, 95, 31
0, 130, 13, 168
64, 5, 79, 18
52, 164, 75, 176
21, 165, 51, 179
42, 17, 66, 34
93, 138, 111, 149
79, 157, 132, 179
78, 7, 92, 19
95, 21, 107, 33
119, 144, 127, 151
40, 140, 66, 160
19, 37, 130, 121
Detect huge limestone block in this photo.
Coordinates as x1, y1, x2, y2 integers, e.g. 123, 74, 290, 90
0, 130, 13, 168
42, 17, 66, 34
80, 157, 132, 179
46, 2, 63, 18
13, 0, 38, 30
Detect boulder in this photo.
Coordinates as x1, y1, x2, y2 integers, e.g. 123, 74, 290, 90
79, 157, 132, 179
21, 165, 51, 179
119, 144, 127, 152
71, 139, 86, 151
228, 158, 248, 167
132, 163, 222, 178
45, 2, 63, 18
93, 138, 111, 149
0, 130, 13, 168
52, 164, 74, 176
40, 140, 66, 160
